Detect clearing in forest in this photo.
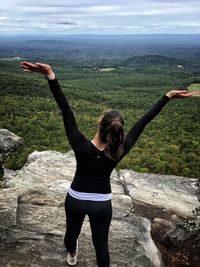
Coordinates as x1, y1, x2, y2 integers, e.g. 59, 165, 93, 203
187, 83, 200, 96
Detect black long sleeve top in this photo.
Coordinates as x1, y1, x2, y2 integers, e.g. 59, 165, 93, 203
48, 79, 170, 193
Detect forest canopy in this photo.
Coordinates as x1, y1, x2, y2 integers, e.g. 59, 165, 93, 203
0, 35, 199, 178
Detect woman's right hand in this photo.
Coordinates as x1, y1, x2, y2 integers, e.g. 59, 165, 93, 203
166, 90, 194, 98
20, 61, 54, 76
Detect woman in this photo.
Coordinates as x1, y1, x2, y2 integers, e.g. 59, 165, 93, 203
20, 61, 193, 266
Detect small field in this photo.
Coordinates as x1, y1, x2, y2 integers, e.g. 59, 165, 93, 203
97, 68, 115, 72
187, 83, 200, 96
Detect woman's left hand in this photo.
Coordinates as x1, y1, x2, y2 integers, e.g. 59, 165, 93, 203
166, 90, 194, 98
20, 61, 54, 76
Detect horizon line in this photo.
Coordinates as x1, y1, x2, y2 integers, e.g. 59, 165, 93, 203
1, 33, 200, 36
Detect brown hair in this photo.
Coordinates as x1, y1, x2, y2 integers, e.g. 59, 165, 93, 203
98, 109, 124, 161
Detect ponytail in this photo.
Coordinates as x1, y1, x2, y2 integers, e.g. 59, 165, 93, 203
98, 109, 124, 161
104, 120, 124, 160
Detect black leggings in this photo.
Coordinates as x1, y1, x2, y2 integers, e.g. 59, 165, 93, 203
64, 193, 112, 267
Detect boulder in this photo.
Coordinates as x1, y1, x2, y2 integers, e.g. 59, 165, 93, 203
119, 169, 199, 220
0, 129, 24, 179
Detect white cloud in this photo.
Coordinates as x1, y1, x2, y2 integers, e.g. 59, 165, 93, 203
0, 16, 9, 21
86, 5, 120, 12
0, 0, 199, 34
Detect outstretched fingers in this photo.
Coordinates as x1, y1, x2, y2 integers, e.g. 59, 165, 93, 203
21, 61, 36, 68
21, 64, 32, 70
178, 91, 194, 97
20, 61, 47, 74
21, 64, 32, 73
21, 61, 36, 72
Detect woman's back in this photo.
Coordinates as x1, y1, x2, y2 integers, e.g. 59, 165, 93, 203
72, 140, 117, 194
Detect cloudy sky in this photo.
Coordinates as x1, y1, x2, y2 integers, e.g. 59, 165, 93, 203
0, 0, 199, 35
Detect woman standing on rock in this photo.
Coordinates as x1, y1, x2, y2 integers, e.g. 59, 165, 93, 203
20, 61, 193, 267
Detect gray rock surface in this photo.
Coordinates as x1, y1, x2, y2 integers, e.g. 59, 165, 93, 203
1, 150, 164, 267
0, 129, 24, 179
119, 169, 199, 219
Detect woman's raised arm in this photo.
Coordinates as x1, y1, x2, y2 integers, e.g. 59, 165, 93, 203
20, 61, 86, 151
122, 90, 194, 157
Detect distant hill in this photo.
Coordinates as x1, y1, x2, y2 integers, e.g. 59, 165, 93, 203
121, 55, 185, 68
0, 35, 200, 63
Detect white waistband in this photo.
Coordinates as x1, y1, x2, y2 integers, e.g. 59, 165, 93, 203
68, 187, 112, 201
